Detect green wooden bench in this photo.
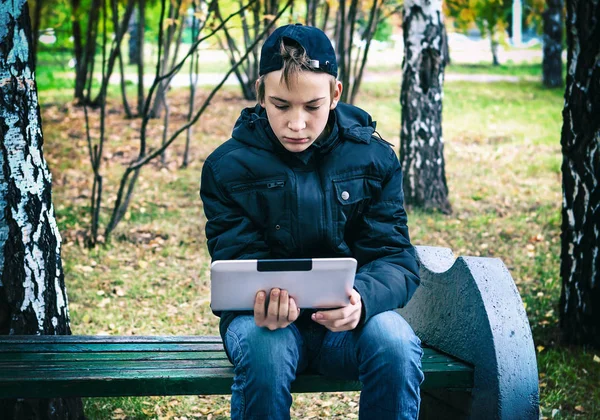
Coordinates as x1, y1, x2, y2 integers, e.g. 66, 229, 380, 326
0, 247, 539, 418
0, 335, 473, 413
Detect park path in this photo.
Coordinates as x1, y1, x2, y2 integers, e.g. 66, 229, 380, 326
110, 70, 539, 89
107, 44, 544, 87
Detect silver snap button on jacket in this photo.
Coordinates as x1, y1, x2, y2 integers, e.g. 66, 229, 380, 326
341, 191, 350, 200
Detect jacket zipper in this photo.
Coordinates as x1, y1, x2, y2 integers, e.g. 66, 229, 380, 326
231, 180, 285, 192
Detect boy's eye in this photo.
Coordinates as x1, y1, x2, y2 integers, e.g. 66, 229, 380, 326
274, 105, 288, 110
306, 106, 320, 111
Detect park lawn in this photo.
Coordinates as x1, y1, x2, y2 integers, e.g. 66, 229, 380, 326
38, 72, 600, 419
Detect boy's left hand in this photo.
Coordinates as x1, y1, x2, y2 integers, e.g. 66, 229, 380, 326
311, 289, 362, 332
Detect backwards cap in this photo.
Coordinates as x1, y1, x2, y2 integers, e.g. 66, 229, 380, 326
259, 23, 338, 78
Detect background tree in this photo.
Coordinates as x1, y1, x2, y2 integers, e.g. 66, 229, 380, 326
559, 0, 600, 348
80, 0, 293, 244
216, 0, 280, 101
400, 0, 452, 214
0, 0, 83, 417
71, 0, 102, 103
334, 0, 383, 104
446, 0, 512, 65
91, 0, 136, 106
149, 0, 188, 118
541, 0, 563, 87
29, 0, 44, 68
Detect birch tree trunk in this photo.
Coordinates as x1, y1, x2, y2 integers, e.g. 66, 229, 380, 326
400, 0, 452, 214
0, 1, 84, 417
559, 0, 600, 348
542, 0, 563, 88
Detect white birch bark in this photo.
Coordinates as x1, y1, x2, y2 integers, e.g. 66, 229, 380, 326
0, 0, 71, 335
400, 0, 451, 214
0, 2, 84, 417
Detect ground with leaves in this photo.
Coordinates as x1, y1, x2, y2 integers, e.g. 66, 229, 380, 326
39, 67, 600, 419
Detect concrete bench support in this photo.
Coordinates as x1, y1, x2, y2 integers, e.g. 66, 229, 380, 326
399, 246, 539, 419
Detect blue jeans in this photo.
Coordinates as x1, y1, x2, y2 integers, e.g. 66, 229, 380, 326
224, 311, 424, 420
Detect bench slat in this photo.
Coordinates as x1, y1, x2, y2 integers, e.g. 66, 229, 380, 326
0, 336, 473, 399
0, 349, 457, 364
0, 368, 473, 398
0, 335, 223, 344
0, 358, 472, 373
0, 343, 226, 353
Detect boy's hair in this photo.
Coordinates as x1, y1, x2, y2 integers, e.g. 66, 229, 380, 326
256, 39, 337, 104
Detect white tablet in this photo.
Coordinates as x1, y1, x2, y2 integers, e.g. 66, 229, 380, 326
210, 258, 357, 311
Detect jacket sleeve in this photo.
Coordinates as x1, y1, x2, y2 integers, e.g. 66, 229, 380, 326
350, 147, 420, 324
200, 160, 271, 261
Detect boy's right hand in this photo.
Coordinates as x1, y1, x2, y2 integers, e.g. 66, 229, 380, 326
254, 288, 300, 330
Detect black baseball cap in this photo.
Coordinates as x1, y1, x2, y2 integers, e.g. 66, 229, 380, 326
259, 23, 338, 78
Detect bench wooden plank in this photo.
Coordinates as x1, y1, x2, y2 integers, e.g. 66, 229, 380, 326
0, 359, 472, 374
0, 370, 472, 399
0, 336, 223, 343
0, 350, 456, 364
0, 336, 473, 399
0, 348, 456, 364
0, 343, 226, 352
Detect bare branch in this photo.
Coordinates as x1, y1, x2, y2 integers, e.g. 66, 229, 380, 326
129, 0, 293, 171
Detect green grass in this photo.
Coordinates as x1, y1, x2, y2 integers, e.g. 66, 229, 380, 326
38, 62, 599, 418
446, 61, 567, 79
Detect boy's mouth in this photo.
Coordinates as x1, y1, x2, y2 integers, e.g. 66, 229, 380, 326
284, 137, 310, 143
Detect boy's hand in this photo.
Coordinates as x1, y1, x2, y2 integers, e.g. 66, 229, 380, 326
254, 288, 300, 330
311, 289, 362, 332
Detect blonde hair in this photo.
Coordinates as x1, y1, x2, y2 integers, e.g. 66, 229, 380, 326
256, 39, 337, 103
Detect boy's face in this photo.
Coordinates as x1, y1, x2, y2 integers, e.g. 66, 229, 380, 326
258, 70, 343, 153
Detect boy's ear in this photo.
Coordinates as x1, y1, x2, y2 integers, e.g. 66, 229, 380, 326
255, 79, 263, 106
330, 81, 343, 110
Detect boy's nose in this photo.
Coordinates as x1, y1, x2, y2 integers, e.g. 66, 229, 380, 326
288, 116, 306, 131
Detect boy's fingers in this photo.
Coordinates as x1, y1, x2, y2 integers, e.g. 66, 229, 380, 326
312, 307, 343, 322
279, 290, 289, 321
288, 297, 299, 322
349, 289, 361, 305
254, 291, 266, 317
267, 288, 281, 319
253, 291, 267, 326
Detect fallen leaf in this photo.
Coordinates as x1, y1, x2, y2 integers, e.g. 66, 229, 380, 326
575, 405, 585, 412
537, 345, 545, 353
593, 355, 600, 363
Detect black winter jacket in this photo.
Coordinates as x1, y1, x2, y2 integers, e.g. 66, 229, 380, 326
200, 102, 420, 340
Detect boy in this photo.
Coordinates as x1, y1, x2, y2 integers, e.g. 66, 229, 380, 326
200, 24, 423, 419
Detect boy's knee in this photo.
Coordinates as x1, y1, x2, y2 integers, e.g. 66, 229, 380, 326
359, 311, 422, 367
226, 316, 301, 373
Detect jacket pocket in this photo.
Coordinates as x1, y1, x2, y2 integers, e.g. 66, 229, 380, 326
331, 176, 380, 246
229, 179, 285, 193
229, 177, 295, 255
333, 176, 374, 205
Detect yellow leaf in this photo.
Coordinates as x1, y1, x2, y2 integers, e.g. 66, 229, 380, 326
575, 405, 585, 413
593, 355, 600, 363
536, 345, 545, 353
